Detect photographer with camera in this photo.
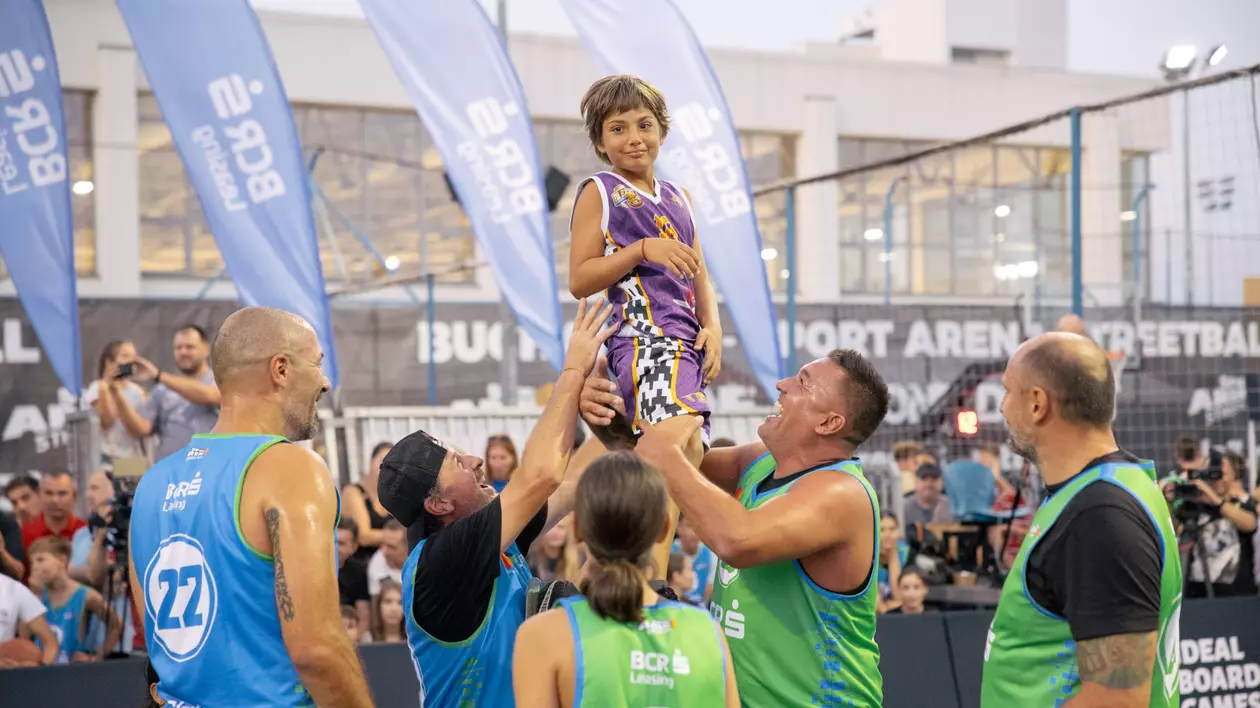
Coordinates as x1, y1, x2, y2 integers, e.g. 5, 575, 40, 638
1166, 449, 1257, 598
68, 469, 114, 586
79, 467, 146, 656
86, 340, 149, 464
1167, 435, 1206, 480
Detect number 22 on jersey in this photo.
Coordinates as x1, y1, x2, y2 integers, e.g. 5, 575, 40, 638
144, 534, 220, 662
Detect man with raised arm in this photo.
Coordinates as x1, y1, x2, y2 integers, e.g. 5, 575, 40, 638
376, 298, 613, 708
582, 349, 891, 708
129, 306, 373, 708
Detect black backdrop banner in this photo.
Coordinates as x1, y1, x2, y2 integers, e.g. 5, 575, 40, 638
0, 297, 1255, 476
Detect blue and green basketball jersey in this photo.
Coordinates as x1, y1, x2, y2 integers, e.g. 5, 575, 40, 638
132, 433, 330, 707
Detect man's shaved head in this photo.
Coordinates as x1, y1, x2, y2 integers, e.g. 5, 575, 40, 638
211, 306, 329, 441
212, 307, 316, 387
1012, 333, 1114, 427
1002, 332, 1115, 465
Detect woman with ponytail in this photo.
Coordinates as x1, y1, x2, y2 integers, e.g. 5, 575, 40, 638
513, 451, 738, 707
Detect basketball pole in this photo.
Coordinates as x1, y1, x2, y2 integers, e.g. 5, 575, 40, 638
493, 0, 521, 406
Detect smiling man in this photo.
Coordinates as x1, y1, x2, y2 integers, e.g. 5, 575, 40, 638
376, 298, 613, 708
582, 348, 891, 708
129, 306, 372, 708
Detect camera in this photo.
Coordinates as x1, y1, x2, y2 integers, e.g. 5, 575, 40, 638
88, 457, 147, 553
1170, 450, 1226, 525
114, 362, 134, 379
88, 473, 136, 549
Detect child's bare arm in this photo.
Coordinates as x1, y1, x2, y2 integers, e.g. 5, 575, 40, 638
570, 182, 701, 298
569, 184, 645, 298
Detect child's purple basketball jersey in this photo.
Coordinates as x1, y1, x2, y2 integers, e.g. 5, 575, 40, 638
578, 171, 700, 342
571, 171, 711, 444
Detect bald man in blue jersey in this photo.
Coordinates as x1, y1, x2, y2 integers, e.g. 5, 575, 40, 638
130, 307, 373, 707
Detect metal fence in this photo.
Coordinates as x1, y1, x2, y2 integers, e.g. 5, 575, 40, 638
753, 64, 1259, 325
317, 406, 776, 484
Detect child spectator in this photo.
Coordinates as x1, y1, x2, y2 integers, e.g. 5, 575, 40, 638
26, 537, 120, 663
670, 515, 716, 604
484, 434, 519, 493
877, 512, 909, 609
884, 568, 930, 616
341, 605, 362, 647
370, 579, 405, 644
667, 552, 697, 605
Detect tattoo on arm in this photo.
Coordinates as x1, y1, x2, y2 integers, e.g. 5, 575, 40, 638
266, 508, 296, 623
1076, 632, 1155, 690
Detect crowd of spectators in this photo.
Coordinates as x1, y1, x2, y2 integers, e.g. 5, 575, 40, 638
2, 380, 1257, 670
0, 323, 221, 667
870, 434, 1260, 616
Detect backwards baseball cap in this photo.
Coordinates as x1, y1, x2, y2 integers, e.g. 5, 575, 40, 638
377, 429, 449, 529
915, 462, 943, 479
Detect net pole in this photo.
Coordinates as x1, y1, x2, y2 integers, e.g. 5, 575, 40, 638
1181, 90, 1193, 306
785, 186, 797, 374
426, 272, 438, 406
1069, 107, 1083, 316
883, 176, 904, 307
1131, 184, 1151, 335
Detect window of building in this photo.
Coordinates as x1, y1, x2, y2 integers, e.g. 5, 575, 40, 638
0, 90, 95, 280
137, 97, 477, 283
135, 98, 795, 294
951, 47, 1011, 67
743, 132, 797, 293
830, 137, 1092, 298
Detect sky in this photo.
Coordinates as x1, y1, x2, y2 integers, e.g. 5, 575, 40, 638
252, 0, 1260, 78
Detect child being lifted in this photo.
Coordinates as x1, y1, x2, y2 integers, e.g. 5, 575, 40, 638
568, 75, 722, 579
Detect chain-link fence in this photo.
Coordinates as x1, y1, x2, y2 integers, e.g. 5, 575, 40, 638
754, 64, 1259, 308
752, 66, 1260, 484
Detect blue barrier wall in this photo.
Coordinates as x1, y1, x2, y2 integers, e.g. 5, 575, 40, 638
1, 598, 1256, 707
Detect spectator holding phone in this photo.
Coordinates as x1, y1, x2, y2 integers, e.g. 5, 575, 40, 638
86, 340, 148, 464
113, 324, 220, 462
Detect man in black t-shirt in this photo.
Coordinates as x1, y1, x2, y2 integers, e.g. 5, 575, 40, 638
336, 518, 370, 636
376, 298, 613, 707
984, 331, 1176, 708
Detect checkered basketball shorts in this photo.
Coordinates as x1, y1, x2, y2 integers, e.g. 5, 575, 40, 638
606, 335, 711, 447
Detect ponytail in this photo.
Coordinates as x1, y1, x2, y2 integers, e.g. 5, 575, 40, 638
580, 557, 646, 624
572, 449, 669, 623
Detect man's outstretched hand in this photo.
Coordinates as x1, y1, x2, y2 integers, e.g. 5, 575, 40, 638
580, 356, 625, 427
635, 415, 703, 471
563, 298, 615, 379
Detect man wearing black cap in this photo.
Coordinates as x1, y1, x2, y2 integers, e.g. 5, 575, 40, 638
903, 462, 957, 527
378, 298, 613, 708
